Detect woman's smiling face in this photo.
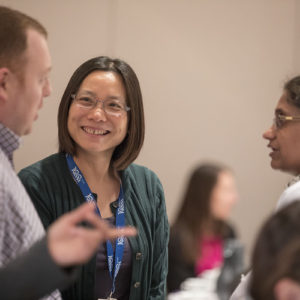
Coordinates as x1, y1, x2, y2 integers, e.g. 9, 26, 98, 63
67, 71, 128, 157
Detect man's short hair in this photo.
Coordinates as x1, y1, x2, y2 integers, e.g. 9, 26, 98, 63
0, 6, 47, 76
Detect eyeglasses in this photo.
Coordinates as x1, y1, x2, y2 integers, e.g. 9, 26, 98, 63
71, 93, 130, 116
273, 114, 300, 129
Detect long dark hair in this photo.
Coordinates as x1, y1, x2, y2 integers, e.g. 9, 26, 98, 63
172, 163, 232, 263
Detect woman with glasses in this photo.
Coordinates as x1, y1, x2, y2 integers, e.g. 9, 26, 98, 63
230, 75, 300, 299
263, 76, 300, 179
18, 56, 169, 300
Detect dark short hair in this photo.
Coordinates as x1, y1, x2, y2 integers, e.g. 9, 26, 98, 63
250, 201, 300, 300
0, 6, 47, 76
284, 75, 300, 109
58, 56, 145, 170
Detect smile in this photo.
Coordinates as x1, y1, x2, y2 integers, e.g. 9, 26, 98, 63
268, 143, 278, 151
269, 147, 279, 157
82, 127, 109, 135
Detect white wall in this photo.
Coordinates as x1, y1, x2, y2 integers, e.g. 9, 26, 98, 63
2, 0, 299, 264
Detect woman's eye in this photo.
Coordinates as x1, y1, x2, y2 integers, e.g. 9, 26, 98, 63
80, 97, 93, 104
108, 101, 122, 109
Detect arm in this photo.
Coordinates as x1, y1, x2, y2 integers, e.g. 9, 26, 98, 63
0, 237, 76, 300
18, 169, 56, 229
149, 180, 169, 300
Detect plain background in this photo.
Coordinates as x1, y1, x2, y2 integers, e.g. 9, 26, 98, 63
2, 0, 300, 264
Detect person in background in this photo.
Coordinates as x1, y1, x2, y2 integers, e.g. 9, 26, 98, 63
19, 56, 169, 300
250, 201, 300, 300
0, 6, 136, 300
230, 75, 300, 299
167, 163, 243, 299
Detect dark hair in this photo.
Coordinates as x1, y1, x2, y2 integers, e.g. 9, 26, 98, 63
284, 76, 300, 109
250, 201, 300, 300
0, 6, 47, 76
172, 163, 232, 262
58, 56, 145, 170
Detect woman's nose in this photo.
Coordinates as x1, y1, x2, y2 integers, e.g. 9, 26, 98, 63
262, 124, 275, 140
87, 104, 107, 122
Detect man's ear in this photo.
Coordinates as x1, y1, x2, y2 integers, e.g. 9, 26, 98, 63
0, 67, 10, 103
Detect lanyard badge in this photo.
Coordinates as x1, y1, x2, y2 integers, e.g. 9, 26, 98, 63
66, 153, 125, 297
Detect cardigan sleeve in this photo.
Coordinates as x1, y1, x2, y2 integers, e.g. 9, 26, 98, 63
0, 237, 77, 300
149, 177, 169, 300
19, 169, 56, 229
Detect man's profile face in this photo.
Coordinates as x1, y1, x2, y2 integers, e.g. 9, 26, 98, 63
8, 28, 52, 136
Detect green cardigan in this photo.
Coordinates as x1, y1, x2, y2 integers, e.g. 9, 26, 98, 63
19, 153, 169, 300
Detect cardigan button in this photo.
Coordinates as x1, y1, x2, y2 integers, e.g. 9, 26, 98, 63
134, 282, 140, 288
112, 201, 118, 208
135, 252, 142, 260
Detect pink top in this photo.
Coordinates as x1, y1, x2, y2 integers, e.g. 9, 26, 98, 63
195, 236, 224, 275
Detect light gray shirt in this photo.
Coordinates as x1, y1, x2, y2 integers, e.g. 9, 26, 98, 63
0, 123, 61, 300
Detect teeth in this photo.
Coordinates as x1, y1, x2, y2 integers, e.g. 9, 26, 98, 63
83, 127, 108, 135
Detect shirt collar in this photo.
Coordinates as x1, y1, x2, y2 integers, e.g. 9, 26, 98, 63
287, 175, 300, 187
0, 123, 21, 165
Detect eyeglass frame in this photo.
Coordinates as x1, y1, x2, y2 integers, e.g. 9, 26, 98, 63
71, 93, 131, 116
273, 114, 300, 129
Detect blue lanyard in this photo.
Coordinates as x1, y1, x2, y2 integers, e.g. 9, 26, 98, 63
66, 153, 125, 295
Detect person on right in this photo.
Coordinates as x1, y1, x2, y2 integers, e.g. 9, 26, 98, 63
230, 75, 300, 299
250, 201, 300, 300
